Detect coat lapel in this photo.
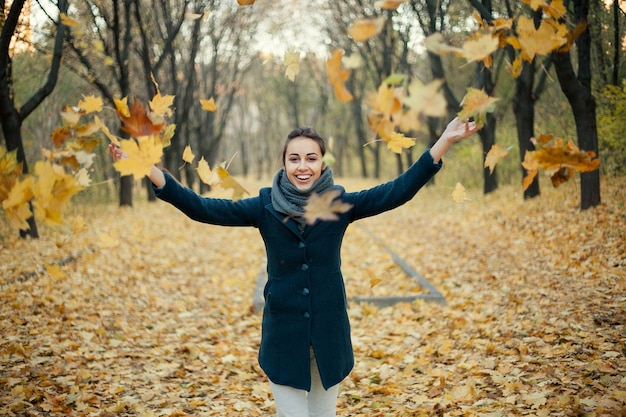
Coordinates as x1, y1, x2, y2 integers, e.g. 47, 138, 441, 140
265, 203, 303, 239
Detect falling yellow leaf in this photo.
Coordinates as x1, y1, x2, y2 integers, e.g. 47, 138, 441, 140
382, 131, 416, 154
182, 145, 195, 164
113, 137, 163, 180
515, 16, 568, 61
451, 182, 468, 203
484, 143, 509, 174
460, 33, 499, 64
60, 106, 83, 127
149, 92, 175, 117
94, 116, 121, 146
402, 78, 447, 118
31, 160, 84, 226
196, 157, 220, 186
59, 13, 80, 27
302, 189, 353, 225
348, 17, 385, 42
283, 48, 300, 82
216, 166, 249, 201
114, 97, 130, 118
200, 97, 217, 112
521, 134, 600, 191
2, 176, 34, 230
457, 87, 499, 127
78, 95, 103, 114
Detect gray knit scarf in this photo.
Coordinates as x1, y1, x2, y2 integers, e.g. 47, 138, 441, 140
271, 167, 335, 230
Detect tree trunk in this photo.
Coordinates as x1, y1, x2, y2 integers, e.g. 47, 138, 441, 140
513, 59, 540, 199
552, 0, 600, 210
0, 0, 68, 238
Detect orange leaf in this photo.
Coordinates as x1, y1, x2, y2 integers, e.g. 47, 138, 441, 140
484, 144, 509, 174
302, 189, 353, 225
348, 17, 385, 42
237, 0, 255, 5
118, 98, 166, 138
326, 50, 353, 103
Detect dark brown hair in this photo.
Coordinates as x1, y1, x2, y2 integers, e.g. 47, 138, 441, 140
281, 127, 327, 165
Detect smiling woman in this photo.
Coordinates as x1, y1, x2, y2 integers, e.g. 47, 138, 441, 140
109, 118, 479, 417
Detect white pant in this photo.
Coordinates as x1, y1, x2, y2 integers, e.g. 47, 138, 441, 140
269, 348, 339, 417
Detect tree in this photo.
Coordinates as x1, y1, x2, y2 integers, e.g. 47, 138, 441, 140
553, 0, 601, 209
0, 0, 69, 238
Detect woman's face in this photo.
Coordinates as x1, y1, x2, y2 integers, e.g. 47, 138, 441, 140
284, 137, 325, 191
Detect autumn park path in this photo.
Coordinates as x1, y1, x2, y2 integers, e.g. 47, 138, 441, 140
1, 177, 625, 416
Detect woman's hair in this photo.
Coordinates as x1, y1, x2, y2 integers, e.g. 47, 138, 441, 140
281, 127, 327, 165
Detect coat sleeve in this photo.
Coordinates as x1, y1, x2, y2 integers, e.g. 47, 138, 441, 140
153, 171, 262, 227
345, 149, 442, 221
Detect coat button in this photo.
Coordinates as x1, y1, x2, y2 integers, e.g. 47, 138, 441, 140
302, 288, 310, 296
301, 264, 309, 271
298, 242, 306, 249
303, 312, 310, 319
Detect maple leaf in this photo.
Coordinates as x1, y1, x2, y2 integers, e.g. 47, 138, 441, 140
283, 48, 300, 82
515, 16, 568, 61
237, 0, 255, 5
114, 97, 130, 118
326, 49, 353, 103
367, 83, 404, 128
199, 97, 217, 112
484, 143, 509, 174
521, 134, 600, 190
182, 145, 195, 164
216, 166, 249, 201
196, 157, 220, 186
348, 17, 385, 42
451, 182, 468, 203
149, 92, 175, 118
382, 131, 416, 154
94, 116, 121, 146
78, 95, 103, 114
460, 32, 499, 64
457, 87, 499, 127
2, 176, 34, 230
402, 78, 447, 117
60, 105, 83, 126
31, 160, 84, 226
302, 189, 353, 225
113, 137, 164, 179
118, 98, 166, 138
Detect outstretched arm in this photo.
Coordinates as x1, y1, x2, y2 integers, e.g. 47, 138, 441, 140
108, 143, 166, 188
429, 117, 479, 163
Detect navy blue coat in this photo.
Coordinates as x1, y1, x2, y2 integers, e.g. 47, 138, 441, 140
154, 150, 441, 391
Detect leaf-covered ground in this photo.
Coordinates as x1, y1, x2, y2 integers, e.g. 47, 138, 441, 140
1, 177, 625, 416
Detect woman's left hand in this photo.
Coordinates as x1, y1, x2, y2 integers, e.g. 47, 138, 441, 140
441, 117, 480, 143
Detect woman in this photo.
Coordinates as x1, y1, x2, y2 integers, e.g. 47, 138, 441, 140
109, 117, 478, 417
